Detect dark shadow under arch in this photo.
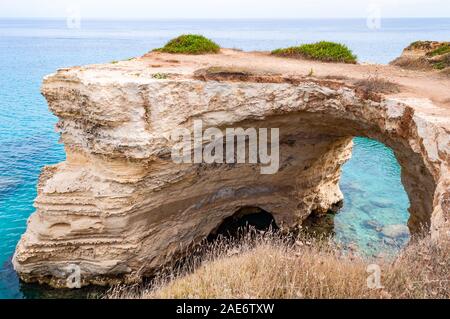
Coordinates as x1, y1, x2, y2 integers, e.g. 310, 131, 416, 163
207, 207, 279, 242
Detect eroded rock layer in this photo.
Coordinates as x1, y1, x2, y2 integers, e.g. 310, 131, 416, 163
13, 49, 450, 288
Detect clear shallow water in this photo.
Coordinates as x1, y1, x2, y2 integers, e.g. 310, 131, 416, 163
335, 138, 410, 255
0, 18, 449, 299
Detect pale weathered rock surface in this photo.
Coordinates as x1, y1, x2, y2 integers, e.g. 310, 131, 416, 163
13, 49, 450, 288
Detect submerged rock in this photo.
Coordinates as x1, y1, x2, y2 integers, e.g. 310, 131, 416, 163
364, 220, 383, 232
369, 198, 393, 209
381, 224, 410, 239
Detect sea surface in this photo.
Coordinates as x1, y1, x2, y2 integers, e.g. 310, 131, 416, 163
0, 18, 449, 299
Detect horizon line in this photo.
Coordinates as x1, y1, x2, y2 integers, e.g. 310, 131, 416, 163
0, 16, 449, 20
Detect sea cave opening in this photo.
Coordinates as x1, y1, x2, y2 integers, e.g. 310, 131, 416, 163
207, 207, 279, 242
206, 137, 413, 256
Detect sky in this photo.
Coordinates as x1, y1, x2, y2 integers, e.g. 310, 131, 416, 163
0, 0, 449, 19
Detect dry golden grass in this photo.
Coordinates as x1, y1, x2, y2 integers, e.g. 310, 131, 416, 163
107, 232, 449, 299
355, 76, 401, 95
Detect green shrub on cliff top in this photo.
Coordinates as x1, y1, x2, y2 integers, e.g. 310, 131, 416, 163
427, 44, 450, 57
154, 34, 220, 55
272, 41, 357, 64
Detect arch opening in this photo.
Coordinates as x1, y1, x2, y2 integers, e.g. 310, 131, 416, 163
301, 137, 412, 255
237, 111, 437, 236
207, 207, 279, 242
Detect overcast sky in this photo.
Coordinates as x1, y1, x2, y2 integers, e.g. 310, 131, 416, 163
0, 0, 449, 19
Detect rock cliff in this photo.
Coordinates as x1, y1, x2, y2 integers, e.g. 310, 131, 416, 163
390, 41, 450, 75
13, 48, 450, 288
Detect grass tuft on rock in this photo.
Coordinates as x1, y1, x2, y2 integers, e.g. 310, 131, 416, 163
427, 44, 450, 57
154, 34, 220, 55
272, 41, 357, 64
355, 75, 401, 96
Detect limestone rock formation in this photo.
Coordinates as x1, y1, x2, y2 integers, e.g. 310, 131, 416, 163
13, 48, 450, 288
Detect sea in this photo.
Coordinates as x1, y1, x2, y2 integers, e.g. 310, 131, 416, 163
0, 18, 449, 298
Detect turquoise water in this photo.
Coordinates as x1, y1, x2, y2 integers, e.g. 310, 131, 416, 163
0, 18, 449, 299
335, 138, 410, 255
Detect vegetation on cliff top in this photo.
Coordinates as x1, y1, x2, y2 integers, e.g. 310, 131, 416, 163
391, 41, 450, 73
408, 40, 449, 51
409, 40, 433, 50
107, 232, 449, 299
427, 44, 450, 57
154, 34, 220, 55
428, 44, 450, 70
272, 41, 357, 64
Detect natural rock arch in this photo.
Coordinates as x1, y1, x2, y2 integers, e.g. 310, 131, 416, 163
13, 50, 450, 288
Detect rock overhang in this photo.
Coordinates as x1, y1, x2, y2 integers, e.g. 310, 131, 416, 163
13, 48, 450, 288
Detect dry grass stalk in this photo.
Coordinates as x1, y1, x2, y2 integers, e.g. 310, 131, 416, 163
106, 231, 449, 299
